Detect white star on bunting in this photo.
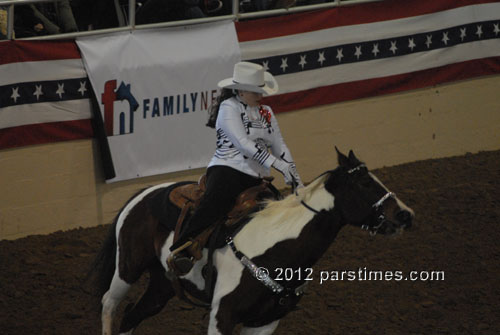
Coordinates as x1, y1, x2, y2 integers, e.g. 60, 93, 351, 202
494, 23, 500, 36
460, 28, 467, 41
408, 38, 416, 51
372, 43, 380, 57
317, 51, 326, 66
11, 87, 20, 103
336, 48, 344, 62
442, 32, 450, 45
425, 35, 433, 48
56, 83, 65, 99
33, 84, 43, 101
389, 41, 398, 54
262, 61, 270, 71
298, 55, 307, 69
476, 25, 483, 38
354, 45, 362, 60
280, 57, 288, 72
78, 81, 87, 96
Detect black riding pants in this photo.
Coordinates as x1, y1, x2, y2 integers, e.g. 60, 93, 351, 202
170, 165, 262, 251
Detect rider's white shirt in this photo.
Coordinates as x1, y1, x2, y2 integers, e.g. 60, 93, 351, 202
208, 96, 294, 178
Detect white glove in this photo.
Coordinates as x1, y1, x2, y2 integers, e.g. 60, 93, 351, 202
272, 159, 303, 188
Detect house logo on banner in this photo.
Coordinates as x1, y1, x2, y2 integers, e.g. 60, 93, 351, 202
100, 78, 219, 137
101, 79, 139, 136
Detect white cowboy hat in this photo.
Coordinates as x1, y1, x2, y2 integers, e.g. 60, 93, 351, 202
217, 61, 279, 96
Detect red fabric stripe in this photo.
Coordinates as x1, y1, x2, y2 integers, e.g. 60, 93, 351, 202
0, 119, 93, 150
263, 56, 500, 114
0, 40, 81, 66
236, 0, 500, 42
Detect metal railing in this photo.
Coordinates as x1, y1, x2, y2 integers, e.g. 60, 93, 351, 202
0, 0, 384, 41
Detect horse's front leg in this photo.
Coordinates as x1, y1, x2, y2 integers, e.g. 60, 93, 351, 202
208, 299, 280, 335
240, 321, 280, 335
208, 257, 244, 334
208, 299, 237, 335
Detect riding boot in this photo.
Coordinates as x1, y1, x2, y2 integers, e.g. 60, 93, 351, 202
168, 218, 210, 275
170, 221, 205, 252
168, 240, 195, 275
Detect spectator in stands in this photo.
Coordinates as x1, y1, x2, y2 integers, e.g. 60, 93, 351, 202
240, 0, 297, 12
13, 5, 47, 38
204, 0, 223, 14
10, 2, 77, 38
297, 0, 327, 5
29, 1, 78, 34
184, 0, 206, 18
136, 0, 206, 24
71, 0, 120, 31
0, 6, 8, 39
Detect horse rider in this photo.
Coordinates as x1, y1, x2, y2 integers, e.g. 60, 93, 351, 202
169, 61, 303, 272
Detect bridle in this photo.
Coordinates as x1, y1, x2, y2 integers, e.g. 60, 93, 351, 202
300, 164, 396, 235
362, 190, 395, 235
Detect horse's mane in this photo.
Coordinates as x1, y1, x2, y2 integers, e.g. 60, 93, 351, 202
253, 174, 330, 223
234, 174, 333, 257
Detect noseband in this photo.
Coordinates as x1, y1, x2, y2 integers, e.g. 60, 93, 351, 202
362, 191, 395, 235
300, 164, 395, 235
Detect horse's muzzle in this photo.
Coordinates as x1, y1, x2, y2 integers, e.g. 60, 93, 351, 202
372, 208, 413, 235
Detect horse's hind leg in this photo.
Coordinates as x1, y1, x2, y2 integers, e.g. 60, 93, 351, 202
118, 262, 175, 334
102, 269, 132, 335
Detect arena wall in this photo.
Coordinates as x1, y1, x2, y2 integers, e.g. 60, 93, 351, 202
1, 75, 499, 240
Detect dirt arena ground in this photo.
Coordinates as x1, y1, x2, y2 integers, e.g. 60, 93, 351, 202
1, 150, 499, 335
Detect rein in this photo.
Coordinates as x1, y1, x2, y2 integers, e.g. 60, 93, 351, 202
295, 167, 337, 214
300, 200, 320, 214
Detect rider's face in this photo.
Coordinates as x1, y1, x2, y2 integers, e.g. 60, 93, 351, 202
239, 90, 263, 107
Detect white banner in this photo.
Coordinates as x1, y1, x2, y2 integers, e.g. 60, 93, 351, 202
77, 21, 241, 182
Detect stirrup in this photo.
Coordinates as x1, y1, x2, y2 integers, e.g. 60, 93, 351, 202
167, 241, 195, 276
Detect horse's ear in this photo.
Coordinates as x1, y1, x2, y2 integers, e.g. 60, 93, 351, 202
335, 146, 349, 166
348, 150, 357, 161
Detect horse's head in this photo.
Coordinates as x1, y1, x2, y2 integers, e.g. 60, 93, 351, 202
324, 148, 414, 235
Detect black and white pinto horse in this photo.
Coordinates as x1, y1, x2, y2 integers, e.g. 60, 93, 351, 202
89, 149, 414, 335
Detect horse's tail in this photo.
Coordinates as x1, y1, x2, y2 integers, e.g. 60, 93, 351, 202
85, 216, 118, 297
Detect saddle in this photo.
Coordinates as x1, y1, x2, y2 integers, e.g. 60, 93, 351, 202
167, 175, 276, 272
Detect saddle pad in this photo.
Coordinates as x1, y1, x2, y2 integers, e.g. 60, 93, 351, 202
149, 181, 196, 232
